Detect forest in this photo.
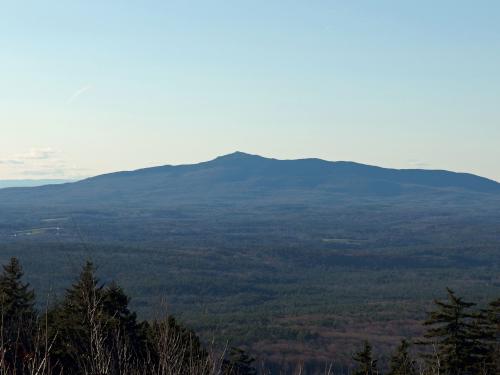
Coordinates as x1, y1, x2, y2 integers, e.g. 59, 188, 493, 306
1, 198, 499, 368
1, 257, 499, 374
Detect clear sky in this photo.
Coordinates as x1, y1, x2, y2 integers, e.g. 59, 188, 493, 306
1, 1, 499, 181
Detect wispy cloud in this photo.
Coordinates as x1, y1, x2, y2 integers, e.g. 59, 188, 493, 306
67, 85, 93, 104
407, 159, 431, 168
0, 148, 89, 179
20, 147, 56, 160
0, 159, 24, 165
0, 148, 57, 165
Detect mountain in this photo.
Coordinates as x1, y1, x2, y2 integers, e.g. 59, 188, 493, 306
0, 152, 498, 208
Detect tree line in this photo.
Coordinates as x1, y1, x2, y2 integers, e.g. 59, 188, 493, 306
0, 257, 498, 374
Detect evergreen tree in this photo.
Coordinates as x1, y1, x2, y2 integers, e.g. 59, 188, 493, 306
102, 281, 150, 372
0, 258, 36, 314
47, 261, 105, 373
388, 339, 416, 375
483, 298, 500, 373
352, 341, 378, 375
222, 347, 257, 375
0, 257, 37, 371
420, 288, 480, 374
487, 298, 500, 331
102, 281, 146, 345
48, 261, 154, 374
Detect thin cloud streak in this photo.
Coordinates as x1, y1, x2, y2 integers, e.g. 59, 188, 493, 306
67, 85, 92, 104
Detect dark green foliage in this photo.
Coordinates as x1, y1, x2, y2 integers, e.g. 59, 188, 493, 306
45, 262, 145, 373
222, 347, 257, 375
41, 260, 210, 374
483, 298, 500, 373
387, 340, 416, 375
490, 298, 500, 351
102, 282, 150, 360
487, 298, 500, 329
46, 261, 104, 373
0, 257, 35, 313
352, 341, 378, 375
1, 257, 500, 374
420, 288, 496, 374
0, 257, 37, 371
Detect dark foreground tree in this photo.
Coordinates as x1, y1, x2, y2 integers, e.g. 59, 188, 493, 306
222, 347, 257, 375
352, 341, 378, 375
148, 314, 210, 374
46, 261, 151, 374
46, 261, 104, 373
2, 257, 498, 375
483, 298, 500, 373
419, 288, 497, 374
388, 339, 416, 375
0, 257, 37, 372
44, 260, 211, 374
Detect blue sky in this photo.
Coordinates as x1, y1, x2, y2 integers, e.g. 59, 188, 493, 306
1, 1, 499, 180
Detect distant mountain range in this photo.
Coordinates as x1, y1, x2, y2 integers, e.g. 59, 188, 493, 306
0, 179, 75, 189
0, 152, 499, 207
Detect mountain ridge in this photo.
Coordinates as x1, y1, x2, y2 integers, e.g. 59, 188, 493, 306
0, 152, 499, 208
77, 151, 498, 187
